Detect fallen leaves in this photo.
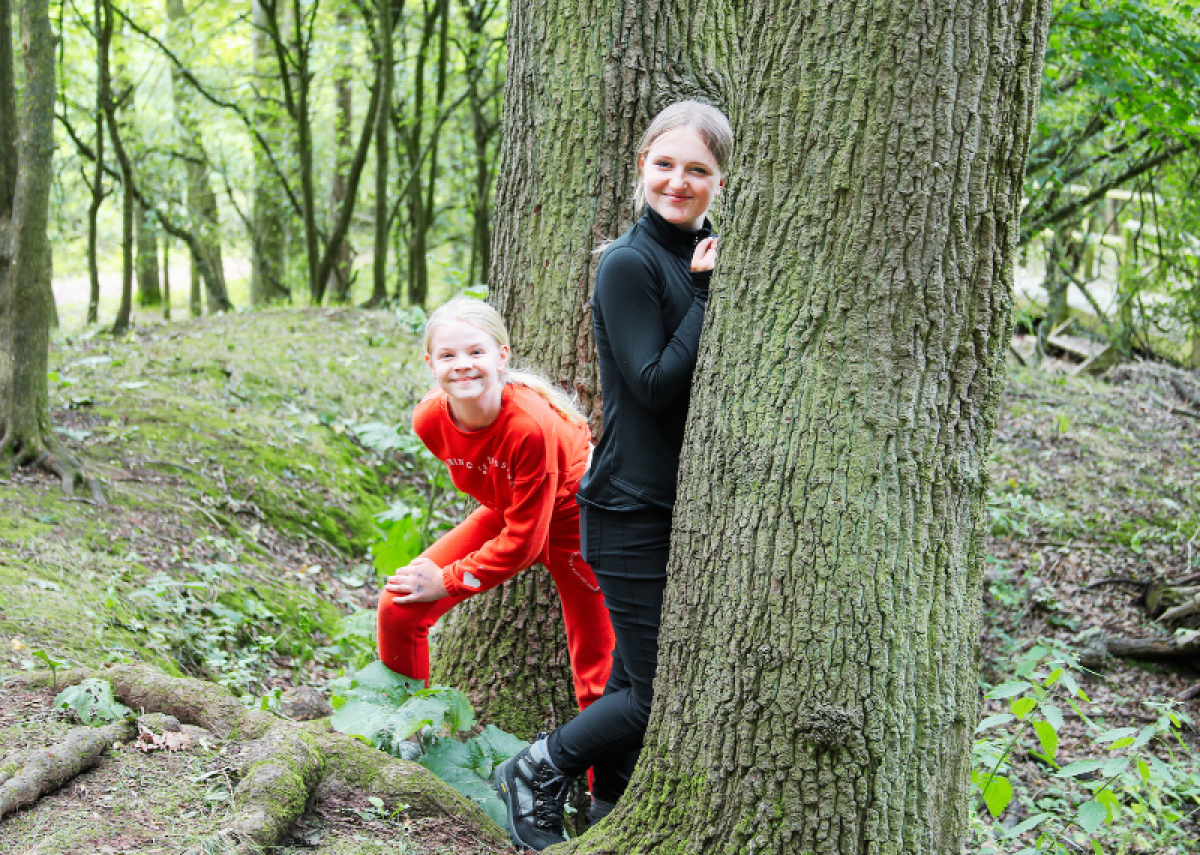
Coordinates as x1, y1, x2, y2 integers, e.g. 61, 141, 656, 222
132, 722, 192, 753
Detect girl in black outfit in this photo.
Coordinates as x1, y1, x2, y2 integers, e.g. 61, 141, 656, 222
495, 100, 734, 852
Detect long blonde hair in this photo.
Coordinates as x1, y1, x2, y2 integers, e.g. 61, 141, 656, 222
423, 298, 588, 427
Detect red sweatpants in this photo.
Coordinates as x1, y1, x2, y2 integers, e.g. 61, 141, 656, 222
376, 503, 615, 711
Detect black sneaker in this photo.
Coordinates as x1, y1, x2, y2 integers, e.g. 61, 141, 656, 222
493, 734, 571, 852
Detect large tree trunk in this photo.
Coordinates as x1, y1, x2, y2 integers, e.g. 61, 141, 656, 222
558, 1, 1050, 852
431, 0, 655, 735
0, 0, 96, 495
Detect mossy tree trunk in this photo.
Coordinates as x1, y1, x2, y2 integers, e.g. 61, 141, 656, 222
432, 0, 666, 736
166, 0, 231, 315
556, 0, 1050, 853
0, 0, 96, 495
250, 0, 290, 306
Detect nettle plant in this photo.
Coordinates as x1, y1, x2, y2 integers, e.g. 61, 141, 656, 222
971, 647, 1200, 854
329, 661, 527, 827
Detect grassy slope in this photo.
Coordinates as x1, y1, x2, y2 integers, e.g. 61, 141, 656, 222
1, 312, 1198, 853
1, 306, 432, 687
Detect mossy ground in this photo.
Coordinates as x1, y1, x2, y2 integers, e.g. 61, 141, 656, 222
0, 308, 511, 853
3, 312, 1199, 853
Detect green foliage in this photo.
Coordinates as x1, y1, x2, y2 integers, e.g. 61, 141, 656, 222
329, 661, 527, 827
54, 678, 132, 725
353, 420, 464, 578
969, 646, 1200, 853
122, 559, 340, 696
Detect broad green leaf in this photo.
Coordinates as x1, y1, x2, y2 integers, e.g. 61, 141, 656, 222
438, 686, 476, 734
976, 713, 1015, 733
1095, 727, 1137, 745
1057, 759, 1104, 778
331, 698, 395, 742
1131, 724, 1157, 751
980, 774, 1014, 818
476, 725, 529, 768
1033, 719, 1059, 763
382, 697, 452, 742
1005, 812, 1053, 838
1042, 703, 1064, 731
1096, 789, 1120, 822
53, 679, 131, 726
1137, 758, 1151, 782
1101, 756, 1129, 778
986, 680, 1033, 700
1011, 697, 1037, 719
1076, 798, 1107, 834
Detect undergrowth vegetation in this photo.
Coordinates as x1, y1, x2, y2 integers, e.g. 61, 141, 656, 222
2, 313, 1199, 852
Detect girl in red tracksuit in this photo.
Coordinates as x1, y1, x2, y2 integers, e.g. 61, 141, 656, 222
376, 298, 614, 711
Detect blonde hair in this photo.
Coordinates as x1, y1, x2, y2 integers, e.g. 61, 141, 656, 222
423, 298, 588, 427
634, 100, 734, 211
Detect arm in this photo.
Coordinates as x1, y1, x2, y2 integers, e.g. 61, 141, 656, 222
595, 246, 708, 413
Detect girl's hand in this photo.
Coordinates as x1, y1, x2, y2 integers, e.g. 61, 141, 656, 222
386, 557, 448, 603
691, 236, 719, 272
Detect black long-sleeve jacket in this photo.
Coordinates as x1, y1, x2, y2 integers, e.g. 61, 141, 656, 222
577, 206, 712, 511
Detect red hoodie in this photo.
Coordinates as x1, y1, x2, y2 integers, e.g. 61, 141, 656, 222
413, 383, 591, 597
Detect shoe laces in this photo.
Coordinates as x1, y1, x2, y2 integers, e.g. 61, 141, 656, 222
531, 766, 567, 831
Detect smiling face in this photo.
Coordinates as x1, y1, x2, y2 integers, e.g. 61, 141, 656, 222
425, 318, 509, 419
639, 126, 724, 230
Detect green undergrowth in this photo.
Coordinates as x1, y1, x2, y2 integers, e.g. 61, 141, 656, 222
0, 307, 434, 695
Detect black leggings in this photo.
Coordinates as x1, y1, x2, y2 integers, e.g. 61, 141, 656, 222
546, 503, 671, 803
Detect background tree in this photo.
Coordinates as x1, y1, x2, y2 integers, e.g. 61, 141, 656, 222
0, 0, 97, 495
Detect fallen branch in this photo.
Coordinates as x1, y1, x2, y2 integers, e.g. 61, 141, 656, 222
0, 719, 136, 819
1077, 630, 1200, 669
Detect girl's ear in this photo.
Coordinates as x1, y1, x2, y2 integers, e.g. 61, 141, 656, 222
498, 343, 510, 369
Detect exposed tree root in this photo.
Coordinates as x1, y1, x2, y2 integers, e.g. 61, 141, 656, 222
0, 428, 106, 504
0, 719, 136, 820
6, 666, 509, 850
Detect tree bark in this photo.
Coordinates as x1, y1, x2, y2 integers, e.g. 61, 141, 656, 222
166, 0, 231, 315
136, 201, 163, 307
367, 0, 398, 308
432, 0, 659, 735
250, 0, 290, 306
554, 0, 1051, 852
0, 0, 97, 497
326, 7, 355, 304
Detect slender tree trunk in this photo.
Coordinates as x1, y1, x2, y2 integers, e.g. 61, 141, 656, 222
250, 0, 289, 306
136, 202, 162, 307
108, 5, 136, 335
326, 7, 354, 304
166, 0, 231, 314
86, 0, 107, 326
162, 235, 171, 320
367, 0, 397, 307
0, 0, 96, 496
402, 0, 440, 308
431, 0, 653, 735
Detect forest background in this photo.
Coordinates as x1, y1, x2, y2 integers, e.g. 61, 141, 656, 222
2, 0, 1200, 853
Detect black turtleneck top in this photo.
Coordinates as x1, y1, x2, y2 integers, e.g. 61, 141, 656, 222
577, 206, 713, 512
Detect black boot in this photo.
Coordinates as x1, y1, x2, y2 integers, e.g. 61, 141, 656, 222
493, 734, 570, 852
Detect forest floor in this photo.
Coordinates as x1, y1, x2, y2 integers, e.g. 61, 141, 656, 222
1, 309, 1198, 853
